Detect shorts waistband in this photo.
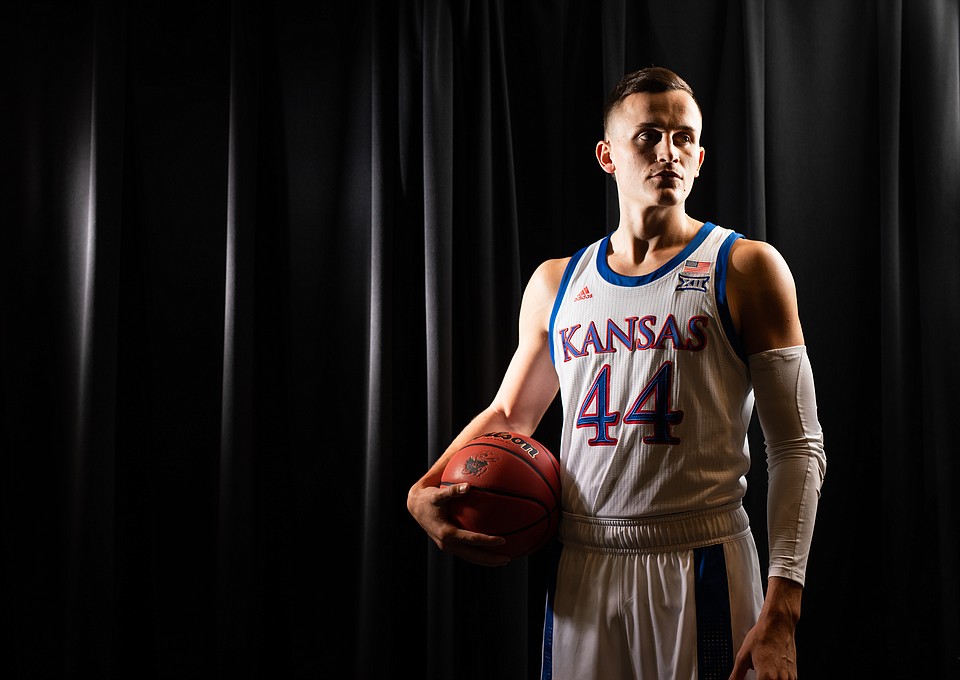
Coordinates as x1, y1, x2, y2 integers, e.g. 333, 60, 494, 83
559, 502, 751, 554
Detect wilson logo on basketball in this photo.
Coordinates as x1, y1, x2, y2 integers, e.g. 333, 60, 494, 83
482, 432, 541, 458
573, 286, 593, 302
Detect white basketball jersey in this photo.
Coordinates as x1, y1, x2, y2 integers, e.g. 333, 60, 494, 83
550, 222, 755, 518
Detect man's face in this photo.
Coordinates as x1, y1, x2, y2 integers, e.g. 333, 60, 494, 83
598, 90, 705, 208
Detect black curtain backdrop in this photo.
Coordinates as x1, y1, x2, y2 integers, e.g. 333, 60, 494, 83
1, 1, 958, 678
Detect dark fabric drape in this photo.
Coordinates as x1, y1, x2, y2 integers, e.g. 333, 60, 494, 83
1, 1, 957, 678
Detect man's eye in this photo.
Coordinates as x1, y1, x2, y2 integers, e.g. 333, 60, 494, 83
675, 133, 693, 145
639, 131, 661, 143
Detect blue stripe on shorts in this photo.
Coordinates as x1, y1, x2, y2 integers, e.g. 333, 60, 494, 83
694, 544, 734, 678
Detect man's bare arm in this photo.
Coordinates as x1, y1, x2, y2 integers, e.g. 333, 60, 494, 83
406, 258, 567, 565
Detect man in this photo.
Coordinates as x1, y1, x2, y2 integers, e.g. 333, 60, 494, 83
407, 66, 826, 679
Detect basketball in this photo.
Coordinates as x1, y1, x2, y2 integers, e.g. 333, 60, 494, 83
440, 431, 561, 558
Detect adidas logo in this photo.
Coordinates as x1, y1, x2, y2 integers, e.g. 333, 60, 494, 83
573, 286, 593, 302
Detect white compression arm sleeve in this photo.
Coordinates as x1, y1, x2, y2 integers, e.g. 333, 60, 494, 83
747, 345, 827, 586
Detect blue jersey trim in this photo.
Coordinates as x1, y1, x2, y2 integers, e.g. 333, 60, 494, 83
715, 231, 746, 362
549, 245, 589, 365
596, 222, 717, 287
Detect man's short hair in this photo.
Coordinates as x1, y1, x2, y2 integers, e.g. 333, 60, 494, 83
602, 66, 700, 135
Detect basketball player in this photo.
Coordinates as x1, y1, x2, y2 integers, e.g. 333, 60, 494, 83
407, 66, 826, 680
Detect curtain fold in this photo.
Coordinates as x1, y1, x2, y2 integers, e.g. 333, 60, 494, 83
2, 1, 959, 678
901, 1, 960, 671
879, 1, 912, 670
216, 0, 259, 674
742, 0, 766, 238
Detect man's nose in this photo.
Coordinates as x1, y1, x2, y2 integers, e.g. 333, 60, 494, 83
656, 138, 679, 163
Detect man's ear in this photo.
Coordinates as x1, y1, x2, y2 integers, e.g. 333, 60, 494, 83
695, 146, 705, 177
596, 139, 615, 175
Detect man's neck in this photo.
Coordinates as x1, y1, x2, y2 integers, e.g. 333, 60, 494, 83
606, 210, 701, 275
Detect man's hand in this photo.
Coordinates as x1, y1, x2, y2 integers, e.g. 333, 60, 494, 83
730, 577, 802, 680
406, 481, 511, 567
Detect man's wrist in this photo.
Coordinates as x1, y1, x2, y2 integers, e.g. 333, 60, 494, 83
762, 576, 803, 625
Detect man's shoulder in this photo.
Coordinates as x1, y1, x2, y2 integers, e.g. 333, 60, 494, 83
528, 257, 571, 295
528, 234, 606, 298
729, 237, 788, 269
727, 238, 795, 292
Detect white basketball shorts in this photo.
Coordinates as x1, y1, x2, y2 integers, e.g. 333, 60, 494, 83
541, 502, 763, 680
